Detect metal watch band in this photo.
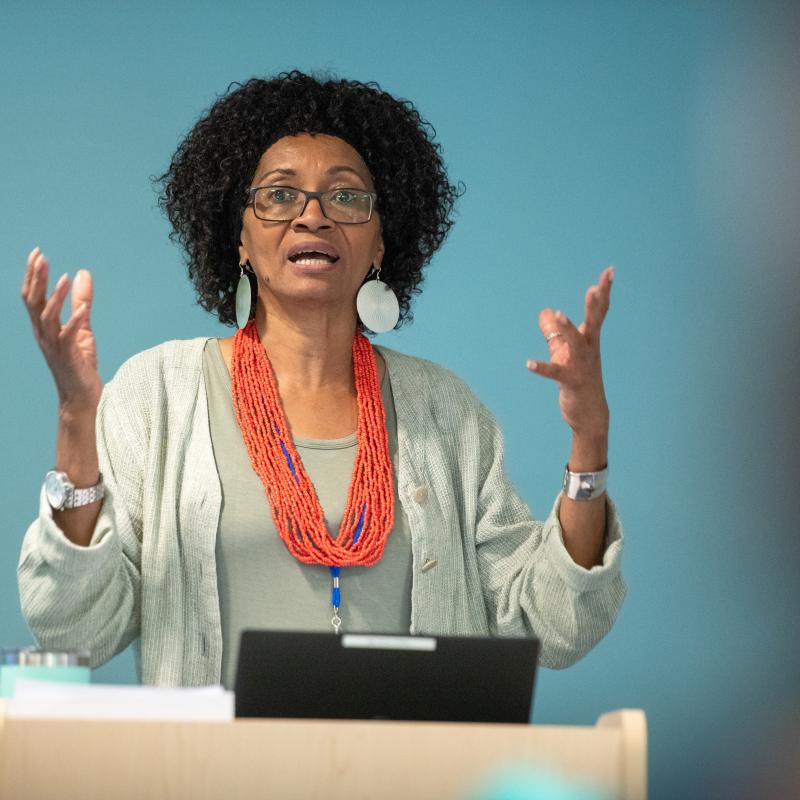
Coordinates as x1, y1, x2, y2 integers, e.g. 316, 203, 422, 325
562, 464, 608, 501
67, 479, 105, 508
46, 469, 105, 511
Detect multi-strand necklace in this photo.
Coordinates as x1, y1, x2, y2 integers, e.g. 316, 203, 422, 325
230, 318, 395, 632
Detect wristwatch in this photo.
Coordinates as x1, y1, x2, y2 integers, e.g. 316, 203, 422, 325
562, 464, 608, 501
45, 470, 105, 511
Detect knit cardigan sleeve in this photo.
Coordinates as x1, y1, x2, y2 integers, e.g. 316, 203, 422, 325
473, 400, 626, 669
17, 375, 145, 669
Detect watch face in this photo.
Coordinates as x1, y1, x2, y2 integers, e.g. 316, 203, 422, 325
45, 471, 66, 508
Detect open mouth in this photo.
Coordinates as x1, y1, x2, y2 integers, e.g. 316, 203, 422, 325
288, 250, 340, 265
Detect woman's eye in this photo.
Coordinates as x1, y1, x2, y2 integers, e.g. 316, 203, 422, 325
268, 188, 295, 203
333, 190, 357, 204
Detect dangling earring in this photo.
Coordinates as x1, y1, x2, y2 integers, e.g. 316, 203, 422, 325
356, 265, 400, 333
235, 262, 253, 329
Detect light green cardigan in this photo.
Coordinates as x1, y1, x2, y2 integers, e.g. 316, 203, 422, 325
18, 338, 626, 686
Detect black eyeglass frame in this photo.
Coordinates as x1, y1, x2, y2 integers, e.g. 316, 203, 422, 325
245, 185, 378, 224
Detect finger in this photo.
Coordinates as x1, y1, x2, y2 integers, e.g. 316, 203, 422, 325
598, 265, 614, 311
539, 308, 583, 356
538, 307, 556, 334
24, 252, 50, 328
582, 286, 601, 342
527, 358, 569, 382
59, 303, 90, 343
538, 308, 568, 356
39, 272, 72, 341
20, 246, 41, 298
538, 308, 560, 353
583, 272, 612, 342
553, 309, 584, 348
70, 268, 93, 314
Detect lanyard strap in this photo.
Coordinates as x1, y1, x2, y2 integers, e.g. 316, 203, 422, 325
329, 566, 342, 633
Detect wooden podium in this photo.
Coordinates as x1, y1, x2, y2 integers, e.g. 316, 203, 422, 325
0, 702, 646, 799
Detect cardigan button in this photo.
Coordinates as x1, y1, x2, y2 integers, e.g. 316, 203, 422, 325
413, 485, 428, 504
421, 559, 438, 572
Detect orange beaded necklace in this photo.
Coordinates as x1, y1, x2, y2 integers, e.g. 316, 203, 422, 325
230, 319, 395, 627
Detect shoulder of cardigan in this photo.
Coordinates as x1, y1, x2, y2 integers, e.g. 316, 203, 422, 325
374, 344, 481, 416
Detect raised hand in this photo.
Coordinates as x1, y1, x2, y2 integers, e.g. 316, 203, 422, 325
527, 266, 613, 443
20, 247, 103, 413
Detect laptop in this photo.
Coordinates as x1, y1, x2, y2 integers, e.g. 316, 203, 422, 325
234, 630, 539, 723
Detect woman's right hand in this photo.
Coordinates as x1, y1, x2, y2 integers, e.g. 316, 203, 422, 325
21, 246, 104, 415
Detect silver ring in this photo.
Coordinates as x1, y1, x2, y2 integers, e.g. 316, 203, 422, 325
545, 331, 563, 342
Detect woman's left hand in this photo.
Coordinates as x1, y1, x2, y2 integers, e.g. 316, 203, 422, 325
527, 266, 613, 441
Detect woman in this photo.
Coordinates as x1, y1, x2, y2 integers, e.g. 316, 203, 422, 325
18, 71, 624, 689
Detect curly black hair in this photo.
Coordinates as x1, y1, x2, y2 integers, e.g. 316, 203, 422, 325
155, 69, 465, 329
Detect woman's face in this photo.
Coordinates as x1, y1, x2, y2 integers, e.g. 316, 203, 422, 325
239, 133, 385, 317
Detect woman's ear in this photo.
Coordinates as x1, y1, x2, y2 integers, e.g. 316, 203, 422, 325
238, 240, 249, 265
374, 233, 385, 270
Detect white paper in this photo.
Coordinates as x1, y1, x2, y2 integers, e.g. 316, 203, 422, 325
341, 634, 437, 651
7, 678, 234, 721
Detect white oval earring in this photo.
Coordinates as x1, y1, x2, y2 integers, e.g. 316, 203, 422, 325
356, 265, 400, 333
235, 262, 253, 329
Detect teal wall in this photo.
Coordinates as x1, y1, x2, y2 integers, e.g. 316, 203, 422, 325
2, 2, 798, 797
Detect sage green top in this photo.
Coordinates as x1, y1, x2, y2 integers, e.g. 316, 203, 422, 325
19, 337, 626, 686
202, 339, 412, 690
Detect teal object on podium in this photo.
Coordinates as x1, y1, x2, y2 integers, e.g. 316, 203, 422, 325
0, 649, 91, 698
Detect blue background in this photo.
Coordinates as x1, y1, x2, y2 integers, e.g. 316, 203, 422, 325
2, 2, 798, 798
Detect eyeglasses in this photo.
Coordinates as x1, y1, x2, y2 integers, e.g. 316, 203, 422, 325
245, 185, 377, 224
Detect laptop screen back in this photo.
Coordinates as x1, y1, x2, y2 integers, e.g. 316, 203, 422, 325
235, 630, 539, 724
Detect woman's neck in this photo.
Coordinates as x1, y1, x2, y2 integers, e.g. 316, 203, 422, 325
254, 300, 357, 393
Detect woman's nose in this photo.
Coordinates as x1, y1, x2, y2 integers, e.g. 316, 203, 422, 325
292, 196, 332, 230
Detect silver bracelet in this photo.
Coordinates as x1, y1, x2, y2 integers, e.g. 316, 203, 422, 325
562, 463, 608, 501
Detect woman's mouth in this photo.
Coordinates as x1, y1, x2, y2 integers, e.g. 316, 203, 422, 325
289, 252, 339, 266
286, 242, 341, 273
288, 252, 340, 273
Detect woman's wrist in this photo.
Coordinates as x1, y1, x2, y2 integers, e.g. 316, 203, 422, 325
58, 400, 98, 429
567, 430, 608, 473
55, 407, 100, 487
